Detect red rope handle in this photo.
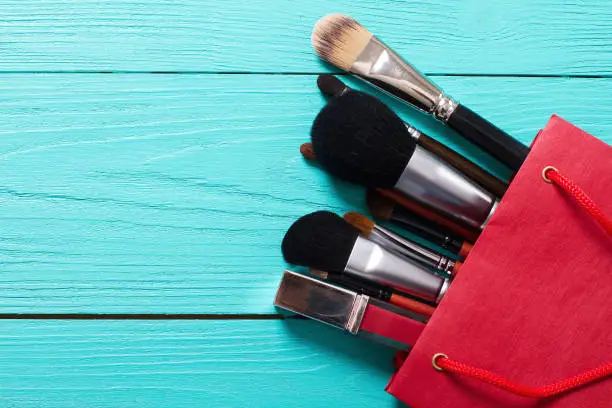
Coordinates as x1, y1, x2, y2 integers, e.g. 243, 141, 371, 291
434, 354, 612, 398
544, 167, 612, 236
431, 167, 612, 398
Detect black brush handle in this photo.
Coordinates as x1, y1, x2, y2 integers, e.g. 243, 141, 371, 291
391, 206, 463, 255
447, 104, 529, 173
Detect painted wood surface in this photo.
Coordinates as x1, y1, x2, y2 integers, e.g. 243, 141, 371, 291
1, 74, 612, 313
0, 319, 399, 408
0, 0, 611, 75
2, 1, 611, 406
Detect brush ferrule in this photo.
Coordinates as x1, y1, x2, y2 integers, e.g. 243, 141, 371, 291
433, 94, 458, 122
395, 146, 497, 230
370, 225, 455, 275
346, 236, 447, 303
274, 270, 369, 334
351, 37, 450, 116
404, 123, 422, 142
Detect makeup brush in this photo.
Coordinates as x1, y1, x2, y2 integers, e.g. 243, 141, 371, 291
308, 269, 435, 318
299, 142, 480, 242
367, 189, 473, 258
311, 91, 499, 231
343, 212, 462, 277
316, 75, 508, 197
312, 15, 529, 173
282, 211, 449, 303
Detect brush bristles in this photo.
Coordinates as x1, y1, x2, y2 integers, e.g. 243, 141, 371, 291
299, 143, 317, 161
343, 212, 375, 236
312, 14, 372, 71
366, 190, 395, 221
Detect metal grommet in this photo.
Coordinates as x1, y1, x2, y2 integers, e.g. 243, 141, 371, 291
432, 353, 448, 372
541, 166, 558, 184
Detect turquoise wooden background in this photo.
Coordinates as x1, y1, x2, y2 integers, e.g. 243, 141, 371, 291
1, 1, 611, 406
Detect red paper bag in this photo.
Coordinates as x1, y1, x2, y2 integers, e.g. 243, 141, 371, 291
387, 115, 612, 407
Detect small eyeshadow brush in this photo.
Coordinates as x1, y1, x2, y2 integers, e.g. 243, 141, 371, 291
343, 211, 462, 277
312, 14, 529, 173
367, 189, 473, 258
316, 74, 508, 197
299, 142, 480, 242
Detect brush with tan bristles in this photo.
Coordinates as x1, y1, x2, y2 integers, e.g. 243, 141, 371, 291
344, 211, 462, 277
312, 14, 529, 173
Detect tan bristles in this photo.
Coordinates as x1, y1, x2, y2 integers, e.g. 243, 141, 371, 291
312, 14, 373, 71
299, 143, 317, 161
308, 268, 329, 279
366, 189, 395, 221
343, 211, 375, 237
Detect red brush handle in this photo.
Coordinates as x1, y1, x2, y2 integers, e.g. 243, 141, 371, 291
360, 304, 426, 347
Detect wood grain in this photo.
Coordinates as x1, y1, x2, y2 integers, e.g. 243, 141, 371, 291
0, 0, 611, 74
1, 74, 611, 314
0, 319, 398, 408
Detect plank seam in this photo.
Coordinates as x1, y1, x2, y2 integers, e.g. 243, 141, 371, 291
0, 71, 609, 78
0, 314, 304, 320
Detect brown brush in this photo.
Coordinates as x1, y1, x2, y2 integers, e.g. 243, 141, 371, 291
375, 188, 480, 243
309, 268, 435, 318
367, 190, 474, 258
316, 75, 508, 198
343, 211, 462, 277
299, 142, 479, 242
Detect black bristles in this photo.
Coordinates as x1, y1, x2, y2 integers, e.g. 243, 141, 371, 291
317, 74, 349, 98
311, 91, 416, 188
281, 211, 359, 273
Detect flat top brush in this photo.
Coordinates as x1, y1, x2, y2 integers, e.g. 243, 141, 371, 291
366, 189, 473, 258
312, 14, 529, 172
282, 211, 449, 303
343, 211, 461, 277
316, 75, 508, 198
311, 91, 499, 230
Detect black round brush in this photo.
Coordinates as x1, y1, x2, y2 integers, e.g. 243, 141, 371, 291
312, 91, 416, 188
315, 76, 508, 197
282, 211, 449, 303
311, 92, 499, 231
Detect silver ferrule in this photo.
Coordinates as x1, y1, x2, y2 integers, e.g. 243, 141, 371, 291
395, 146, 499, 230
369, 225, 455, 275
404, 123, 422, 142
345, 236, 448, 303
351, 37, 457, 122
274, 270, 369, 334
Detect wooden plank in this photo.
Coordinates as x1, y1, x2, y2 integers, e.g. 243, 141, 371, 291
0, 0, 611, 74
0, 319, 398, 407
1, 74, 611, 314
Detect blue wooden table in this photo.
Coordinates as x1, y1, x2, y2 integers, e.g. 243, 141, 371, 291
1, 1, 611, 406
